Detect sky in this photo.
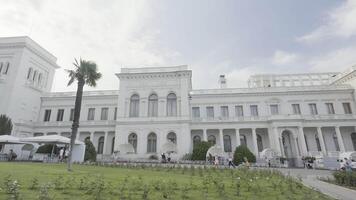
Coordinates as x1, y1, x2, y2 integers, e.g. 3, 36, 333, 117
1, 0, 356, 91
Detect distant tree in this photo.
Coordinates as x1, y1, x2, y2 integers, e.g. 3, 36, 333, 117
36, 144, 59, 154
0, 114, 13, 135
233, 145, 256, 165
191, 141, 213, 161
66, 58, 102, 171
84, 138, 97, 162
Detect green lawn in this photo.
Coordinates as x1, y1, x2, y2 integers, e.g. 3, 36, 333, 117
0, 162, 332, 200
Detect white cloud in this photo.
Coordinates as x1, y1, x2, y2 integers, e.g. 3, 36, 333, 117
272, 50, 299, 65
298, 0, 356, 43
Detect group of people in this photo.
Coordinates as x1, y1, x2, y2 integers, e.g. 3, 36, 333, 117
7, 149, 17, 161
58, 147, 69, 162
341, 158, 353, 172
161, 153, 172, 163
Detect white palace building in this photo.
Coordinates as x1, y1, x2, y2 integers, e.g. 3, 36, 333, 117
1, 36, 356, 167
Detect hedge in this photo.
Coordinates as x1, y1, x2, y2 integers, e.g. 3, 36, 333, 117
333, 171, 356, 187
84, 139, 97, 162
233, 145, 256, 165
191, 141, 212, 161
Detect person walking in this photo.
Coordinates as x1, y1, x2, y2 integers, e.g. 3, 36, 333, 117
59, 148, 64, 162
228, 157, 235, 168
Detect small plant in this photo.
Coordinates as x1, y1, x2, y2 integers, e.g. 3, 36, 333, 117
38, 183, 52, 200
29, 177, 39, 190
8, 180, 21, 200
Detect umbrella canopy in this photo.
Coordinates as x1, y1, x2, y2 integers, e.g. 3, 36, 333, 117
20, 135, 84, 145
206, 145, 224, 157
161, 141, 177, 153
260, 148, 278, 159
0, 135, 25, 144
117, 143, 135, 154
21, 144, 35, 151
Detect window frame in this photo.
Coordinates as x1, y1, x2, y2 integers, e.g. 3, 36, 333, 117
87, 108, 95, 121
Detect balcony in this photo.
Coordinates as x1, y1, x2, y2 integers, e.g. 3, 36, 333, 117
34, 120, 117, 127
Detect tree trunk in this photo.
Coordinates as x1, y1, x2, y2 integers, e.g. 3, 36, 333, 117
67, 79, 85, 172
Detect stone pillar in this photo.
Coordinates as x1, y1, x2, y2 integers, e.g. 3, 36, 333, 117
90, 132, 94, 143
293, 136, 300, 156
298, 126, 308, 155
203, 129, 207, 141
76, 131, 81, 141
219, 129, 224, 149
103, 132, 108, 155
273, 127, 281, 155
252, 128, 259, 157
236, 128, 241, 147
335, 126, 346, 152
317, 127, 327, 154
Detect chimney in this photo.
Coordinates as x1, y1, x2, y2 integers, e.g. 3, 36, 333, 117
219, 75, 227, 88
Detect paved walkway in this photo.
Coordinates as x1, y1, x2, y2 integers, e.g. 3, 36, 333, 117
275, 168, 356, 200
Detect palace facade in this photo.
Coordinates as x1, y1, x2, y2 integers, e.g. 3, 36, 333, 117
1, 36, 356, 166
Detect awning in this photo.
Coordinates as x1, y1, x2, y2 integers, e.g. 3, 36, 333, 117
0, 135, 26, 144
20, 135, 84, 145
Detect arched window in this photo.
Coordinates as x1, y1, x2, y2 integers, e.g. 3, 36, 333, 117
208, 135, 216, 145
33, 70, 38, 81
97, 136, 104, 154
193, 135, 201, 149
167, 132, 177, 144
38, 73, 42, 85
148, 93, 158, 117
240, 135, 247, 146
315, 134, 321, 151
223, 135, 232, 152
257, 134, 263, 152
167, 93, 177, 116
351, 132, 356, 151
333, 133, 340, 151
128, 133, 138, 152
111, 137, 115, 154
129, 94, 140, 117
147, 133, 157, 153
34, 132, 44, 137
27, 67, 33, 80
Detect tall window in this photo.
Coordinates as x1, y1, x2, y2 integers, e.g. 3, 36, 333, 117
56, 109, 64, 121
167, 93, 177, 116
1, 62, 9, 75
206, 106, 214, 119
240, 135, 247, 146
309, 103, 318, 115
44, 109, 51, 122
114, 107, 117, 120
352, 133, 356, 151
325, 103, 335, 114
343, 103, 352, 114
27, 67, 33, 80
97, 136, 104, 154
257, 134, 263, 152
223, 135, 232, 152
333, 133, 340, 151
270, 104, 279, 115
193, 135, 201, 149
147, 133, 157, 153
87, 108, 95, 120
32, 70, 37, 81
148, 94, 158, 117
315, 134, 321, 151
235, 105, 244, 117
192, 107, 200, 118
167, 132, 177, 144
0, 62, 3, 74
292, 104, 301, 114
250, 105, 259, 116
129, 94, 140, 117
38, 73, 42, 85
69, 108, 74, 121
111, 137, 115, 154
101, 107, 109, 120
221, 106, 229, 119
208, 135, 216, 145
128, 133, 138, 152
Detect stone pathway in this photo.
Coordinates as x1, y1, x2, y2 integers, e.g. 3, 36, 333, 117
275, 168, 356, 200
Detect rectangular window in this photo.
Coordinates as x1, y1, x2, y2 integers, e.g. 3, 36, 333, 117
343, 102, 352, 114
114, 107, 117, 120
44, 109, 51, 122
221, 106, 229, 118
250, 105, 258, 116
292, 104, 301, 114
0, 63, 3, 73
325, 103, 335, 114
309, 103, 318, 115
270, 104, 279, 115
192, 107, 200, 118
101, 107, 109, 120
2, 62, 9, 74
235, 105, 244, 117
69, 108, 74, 121
87, 108, 95, 120
206, 106, 214, 119
56, 109, 64, 121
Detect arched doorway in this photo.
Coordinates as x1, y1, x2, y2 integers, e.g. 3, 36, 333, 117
281, 130, 297, 167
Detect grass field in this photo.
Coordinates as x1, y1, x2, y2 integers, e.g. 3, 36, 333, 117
0, 162, 332, 200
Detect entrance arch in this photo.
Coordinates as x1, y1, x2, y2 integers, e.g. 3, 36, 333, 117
281, 130, 297, 167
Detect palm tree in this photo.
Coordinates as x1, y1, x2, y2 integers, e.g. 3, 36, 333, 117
66, 58, 102, 171
0, 114, 13, 135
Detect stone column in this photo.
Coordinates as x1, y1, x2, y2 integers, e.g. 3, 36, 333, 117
76, 131, 81, 141
317, 127, 327, 154
90, 132, 94, 143
236, 128, 241, 147
203, 129, 207, 141
298, 126, 308, 156
335, 126, 346, 152
293, 136, 300, 156
103, 132, 108, 155
252, 128, 259, 157
273, 127, 281, 155
219, 129, 224, 149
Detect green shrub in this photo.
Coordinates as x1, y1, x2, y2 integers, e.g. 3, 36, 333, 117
148, 154, 158, 160
333, 171, 356, 187
84, 139, 97, 162
191, 141, 212, 161
36, 144, 58, 154
181, 153, 192, 160
233, 145, 256, 165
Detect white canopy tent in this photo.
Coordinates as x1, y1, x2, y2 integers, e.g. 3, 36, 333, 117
161, 141, 177, 154
206, 145, 224, 157
117, 143, 135, 154
0, 135, 28, 154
